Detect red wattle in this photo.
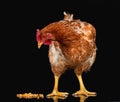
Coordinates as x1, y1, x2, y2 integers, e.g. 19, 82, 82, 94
44, 40, 52, 45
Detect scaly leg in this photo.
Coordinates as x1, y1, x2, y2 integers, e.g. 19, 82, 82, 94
73, 74, 96, 97
47, 75, 69, 98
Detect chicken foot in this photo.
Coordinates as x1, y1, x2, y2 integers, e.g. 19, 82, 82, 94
47, 96, 67, 102
47, 75, 69, 98
73, 75, 96, 97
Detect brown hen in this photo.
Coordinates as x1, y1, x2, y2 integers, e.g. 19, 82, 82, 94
36, 12, 97, 97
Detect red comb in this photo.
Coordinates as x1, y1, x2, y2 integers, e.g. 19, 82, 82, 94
36, 29, 41, 42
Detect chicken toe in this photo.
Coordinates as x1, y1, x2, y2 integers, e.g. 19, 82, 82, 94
72, 90, 96, 97
47, 91, 69, 98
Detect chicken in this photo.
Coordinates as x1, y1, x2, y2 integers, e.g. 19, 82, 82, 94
36, 12, 97, 97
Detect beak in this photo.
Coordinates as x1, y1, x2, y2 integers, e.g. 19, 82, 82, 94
38, 42, 43, 49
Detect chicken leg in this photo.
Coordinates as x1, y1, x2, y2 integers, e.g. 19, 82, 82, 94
47, 75, 69, 98
73, 74, 96, 97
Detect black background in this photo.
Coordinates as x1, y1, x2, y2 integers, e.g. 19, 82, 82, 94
5, 0, 119, 101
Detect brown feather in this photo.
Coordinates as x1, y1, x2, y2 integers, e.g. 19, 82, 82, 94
40, 13, 97, 76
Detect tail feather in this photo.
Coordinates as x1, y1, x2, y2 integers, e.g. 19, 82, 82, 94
63, 11, 73, 21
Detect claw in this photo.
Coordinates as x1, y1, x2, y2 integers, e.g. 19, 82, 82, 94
47, 92, 69, 98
